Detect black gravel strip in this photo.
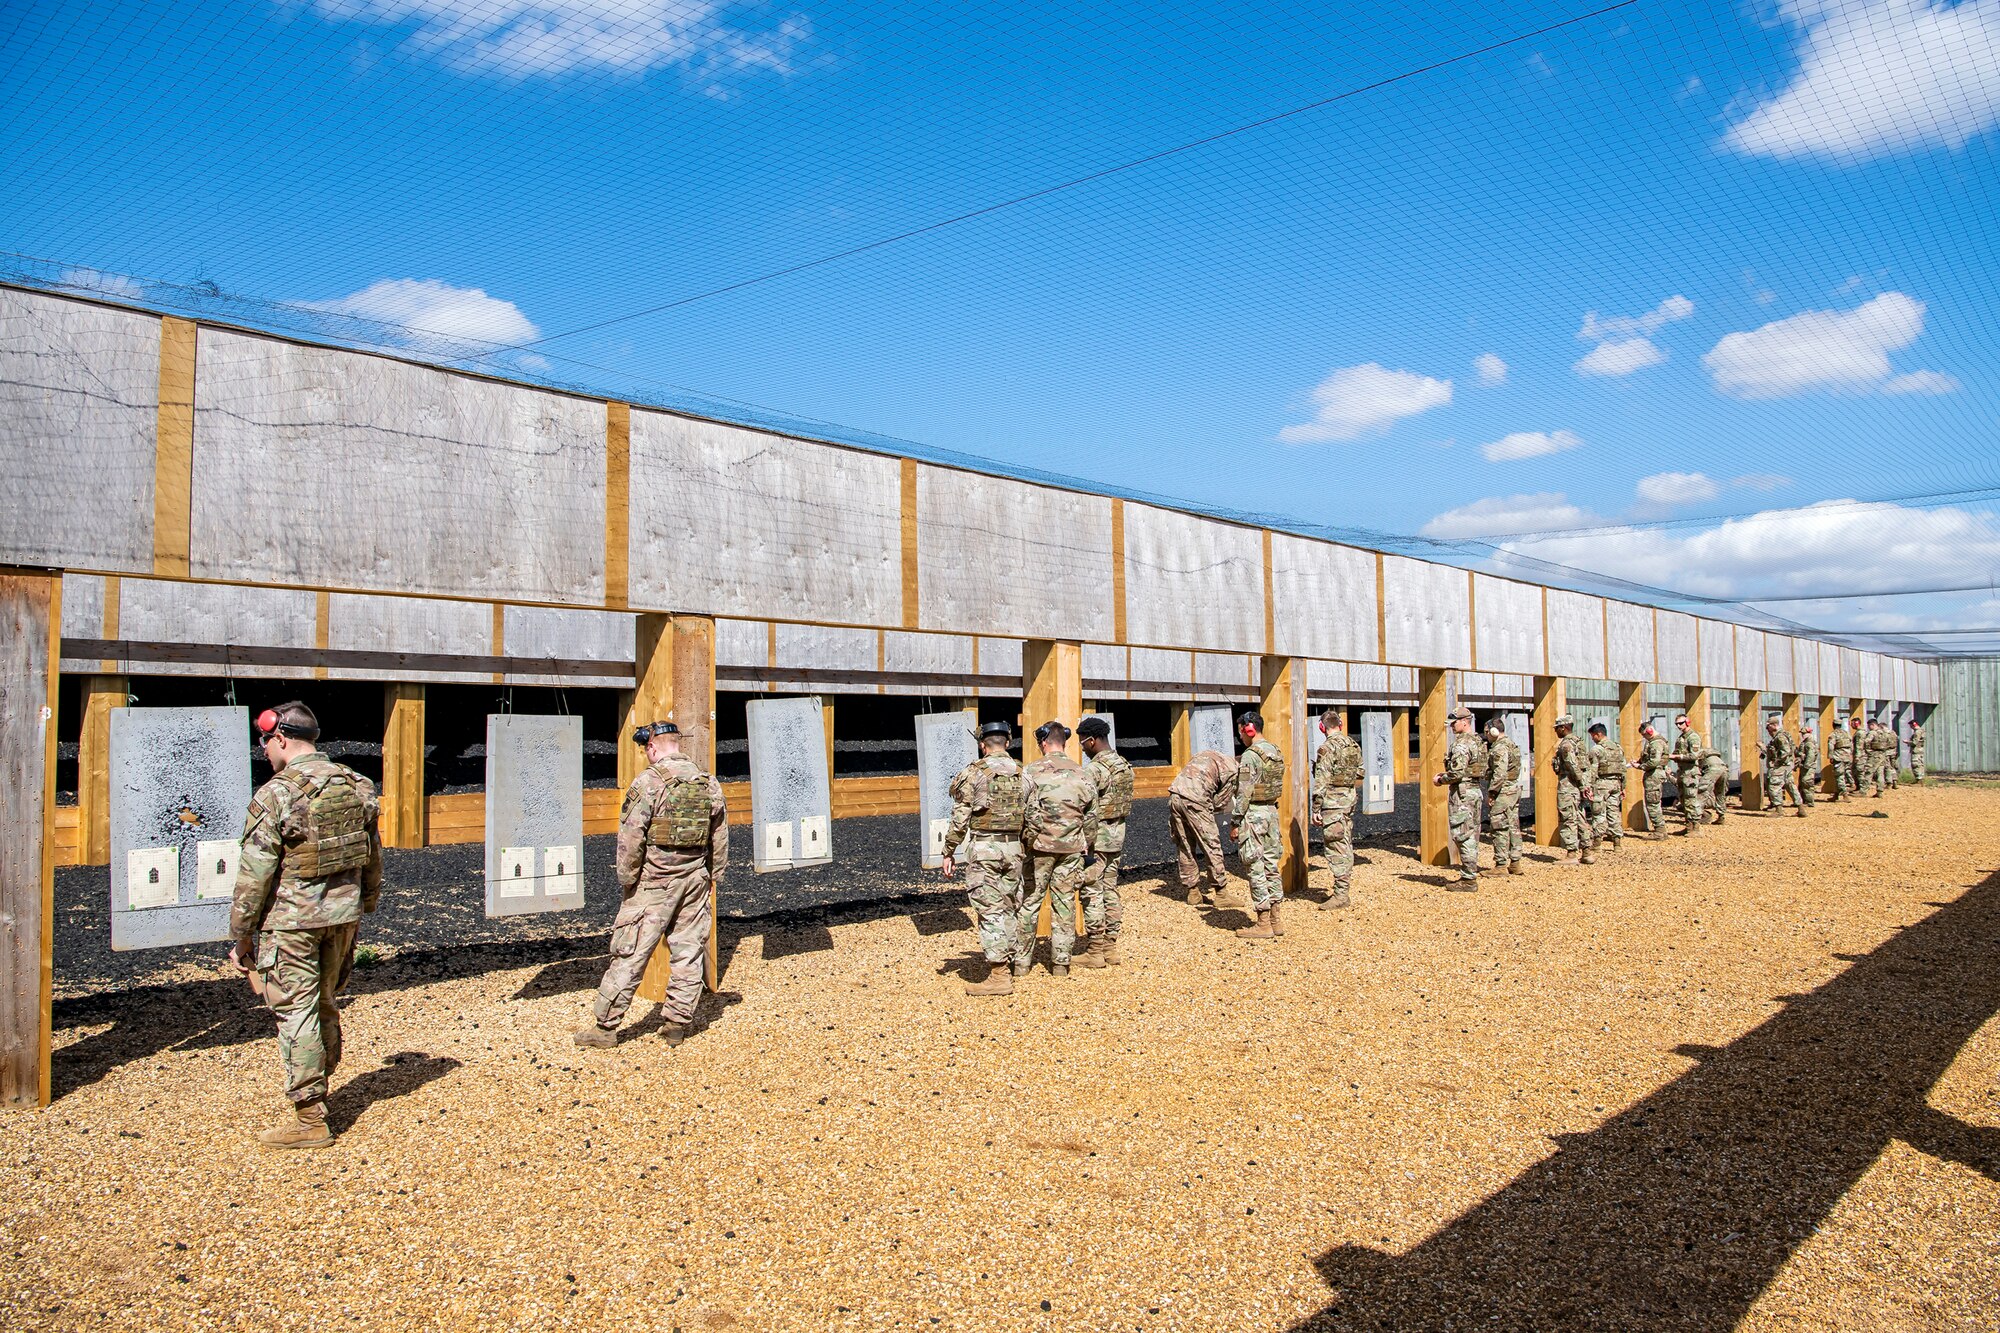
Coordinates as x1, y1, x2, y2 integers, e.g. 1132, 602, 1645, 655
54, 787, 1432, 999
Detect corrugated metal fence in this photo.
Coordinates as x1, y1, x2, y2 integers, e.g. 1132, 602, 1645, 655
1931, 658, 2000, 774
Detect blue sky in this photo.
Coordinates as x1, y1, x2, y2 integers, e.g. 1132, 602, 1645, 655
3, 0, 1997, 647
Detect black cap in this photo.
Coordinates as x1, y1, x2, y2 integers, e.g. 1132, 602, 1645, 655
978, 720, 1012, 742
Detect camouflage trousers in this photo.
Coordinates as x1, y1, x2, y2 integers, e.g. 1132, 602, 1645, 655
1169, 794, 1227, 893
1318, 785, 1358, 886
1762, 767, 1794, 809
593, 869, 712, 1029
1487, 788, 1522, 864
1555, 781, 1588, 852
1238, 804, 1283, 908
1675, 766, 1705, 828
1845, 756, 1864, 794
1020, 850, 1083, 965
257, 922, 358, 1105
1592, 780, 1626, 844
1705, 762, 1729, 821
1830, 754, 1853, 797
1080, 849, 1124, 940
1641, 773, 1666, 832
1447, 787, 1480, 880
1912, 750, 1925, 782
1863, 754, 1884, 795
961, 835, 1025, 963
1794, 766, 1815, 805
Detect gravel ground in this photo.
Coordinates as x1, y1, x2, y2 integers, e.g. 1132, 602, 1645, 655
7, 783, 1995, 1330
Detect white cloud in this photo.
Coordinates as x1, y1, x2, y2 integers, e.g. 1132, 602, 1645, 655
315, 0, 808, 80
306, 278, 539, 345
58, 267, 144, 300
1636, 471, 1720, 508
1420, 492, 1598, 539
1578, 294, 1694, 341
1576, 337, 1666, 378
1724, 0, 2000, 162
1679, 76, 1704, 99
1473, 352, 1508, 386
1703, 291, 1930, 398
1278, 363, 1452, 443
1883, 368, 1961, 395
1732, 472, 1794, 492
1480, 429, 1583, 463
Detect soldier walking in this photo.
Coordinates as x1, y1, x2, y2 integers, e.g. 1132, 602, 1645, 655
1434, 705, 1482, 889
1017, 721, 1099, 976
1587, 721, 1627, 851
227, 701, 383, 1150
1632, 721, 1671, 838
1828, 718, 1854, 800
1761, 717, 1805, 816
1910, 720, 1926, 783
939, 720, 1026, 995
1552, 714, 1594, 862
1312, 710, 1364, 906
1169, 746, 1239, 907
1671, 713, 1706, 833
576, 721, 726, 1050
1233, 711, 1289, 939
1074, 716, 1132, 968
1482, 718, 1524, 876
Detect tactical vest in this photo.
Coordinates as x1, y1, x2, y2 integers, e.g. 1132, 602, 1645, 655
970, 764, 1024, 833
273, 762, 372, 878
1327, 737, 1363, 785
1466, 739, 1489, 781
1494, 740, 1522, 783
1248, 741, 1284, 804
646, 771, 714, 849
1092, 756, 1134, 822
1596, 745, 1625, 780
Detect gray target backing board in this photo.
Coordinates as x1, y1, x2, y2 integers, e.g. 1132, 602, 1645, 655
1502, 712, 1531, 801
110, 706, 251, 950
747, 696, 833, 872
484, 714, 586, 918
1724, 725, 1741, 781
915, 711, 979, 869
1187, 704, 1235, 762
1360, 711, 1394, 815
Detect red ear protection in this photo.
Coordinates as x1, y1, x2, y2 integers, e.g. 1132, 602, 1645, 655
255, 709, 280, 737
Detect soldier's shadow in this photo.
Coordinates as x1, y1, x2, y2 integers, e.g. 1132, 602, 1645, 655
328, 1051, 461, 1132
628, 989, 744, 1040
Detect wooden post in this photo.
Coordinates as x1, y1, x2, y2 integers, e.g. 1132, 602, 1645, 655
1, 569, 60, 1108
79, 675, 127, 865
1169, 702, 1191, 771
380, 684, 426, 848
1685, 686, 1712, 746
619, 613, 674, 792
1818, 696, 1838, 794
1417, 668, 1449, 867
1782, 692, 1801, 742
1738, 691, 1763, 812
1391, 706, 1412, 783
1531, 675, 1562, 847
1617, 680, 1644, 831
669, 616, 717, 769
820, 697, 836, 789
1022, 640, 1083, 936
1259, 656, 1309, 896
631, 615, 719, 999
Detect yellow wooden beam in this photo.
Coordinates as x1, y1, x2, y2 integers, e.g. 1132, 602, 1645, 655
1417, 667, 1449, 866
152, 317, 197, 578
1531, 675, 1562, 847
79, 675, 126, 865
380, 683, 426, 849
620, 613, 673, 793
1818, 696, 1839, 794
1023, 639, 1083, 937
0, 569, 61, 1106
1617, 679, 1644, 831
899, 458, 919, 630
1391, 706, 1411, 784
1111, 498, 1127, 645
605, 402, 630, 610
1259, 655, 1308, 895
1169, 701, 1191, 772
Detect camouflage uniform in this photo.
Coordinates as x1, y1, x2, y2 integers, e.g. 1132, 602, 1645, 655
1828, 724, 1855, 799
1910, 723, 1926, 783
1312, 730, 1364, 896
1701, 746, 1729, 823
1234, 738, 1287, 910
1552, 730, 1592, 853
1636, 734, 1671, 832
1169, 750, 1238, 901
1019, 752, 1099, 968
1082, 747, 1134, 944
1672, 726, 1707, 830
1794, 728, 1817, 806
232, 752, 383, 1107
1442, 730, 1481, 882
1881, 724, 1901, 788
591, 755, 727, 1031
1591, 738, 1627, 847
942, 753, 1026, 966
1866, 726, 1895, 796
1484, 732, 1524, 868
1761, 728, 1796, 810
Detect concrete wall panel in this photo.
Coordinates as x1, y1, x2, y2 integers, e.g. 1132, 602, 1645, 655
886, 630, 974, 678
776, 623, 877, 673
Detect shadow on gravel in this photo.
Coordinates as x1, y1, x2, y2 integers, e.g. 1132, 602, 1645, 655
1290, 868, 2000, 1332
329, 1051, 461, 1132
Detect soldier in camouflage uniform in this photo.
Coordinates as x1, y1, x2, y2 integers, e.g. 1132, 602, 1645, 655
1552, 715, 1594, 863
576, 721, 726, 1049
1701, 741, 1730, 824
1794, 722, 1817, 808
1018, 721, 1099, 976
1587, 721, 1627, 851
1630, 721, 1671, 838
1435, 705, 1482, 888
1073, 716, 1133, 968
1910, 721, 1926, 783
1169, 747, 1239, 906
1312, 710, 1364, 906
1827, 718, 1854, 800
1233, 711, 1289, 938
1482, 717, 1525, 876
1761, 717, 1804, 815
1671, 714, 1706, 833
1866, 721, 1895, 796
940, 720, 1026, 995
1881, 720, 1901, 789
227, 702, 382, 1150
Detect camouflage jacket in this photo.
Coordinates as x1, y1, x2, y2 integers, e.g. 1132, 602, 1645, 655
1593, 740, 1627, 783
1485, 735, 1522, 799
1086, 749, 1133, 854
617, 755, 727, 895
1795, 734, 1818, 772
1761, 731, 1794, 769
1637, 736, 1671, 774
1910, 727, 1926, 755
231, 752, 382, 942
1233, 738, 1284, 817
1672, 728, 1705, 768
1867, 729, 1898, 756
942, 753, 1022, 858
1828, 728, 1854, 757
1441, 732, 1478, 788
1311, 733, 1363, 814
1170, 749, 1239, 810
1552, 734, 1591, 788
1024, 751, 1100, 854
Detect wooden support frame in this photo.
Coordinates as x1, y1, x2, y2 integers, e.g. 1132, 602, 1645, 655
1617, 681, 1644, 831
381, 683, 426, 848
1417, 668, 1449, 867
1738, 691, 1763, 812
821, 697, 837, 787
1781, 692, 1801, 742
1259, 655, 1309, 895
1818, 696, 1839, 794
79, 674, 126, 865
620, 613, 674, 793
1531, 675, 1562, 847
1, 568, 60, 1108
1391, 706, 1411, 784
1169, 702, 1191, 772
1685, 686, 1712, 748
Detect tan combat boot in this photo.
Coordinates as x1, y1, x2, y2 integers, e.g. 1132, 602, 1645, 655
259, 1099, 334, 1151
1071, 934, 1107, 969
964, 961, 1015, 996
659, 1024, 687, 1047
1270, 902, 1285, 937
1103, 937, 1124, 966
1320, 882, 1351, 909
1508, 860, 1523, 876
1235, 909, 1276, 941
1184, 884, 1204, 906
1579, 850, 1596, 865
573, 1024, 617, 1049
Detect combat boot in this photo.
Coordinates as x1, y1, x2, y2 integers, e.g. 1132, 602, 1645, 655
1235, 909, 1276, 940
1794, 808, 1807, 818
572, 1024, 617, 1049
1579, 850, 1596, 865
259, 1099, 333, 1151
1320, 883, 1351, 909
1071, 935, 1107, 969
1051, 963, 1071, 977
1183, 884, 1203, 906
1447, 876, 1478, 892
659, 1024, 687, 1047
1508, 860, 1523, 875
1270, 903, 1285, 937
964, 961, 1015, 995
1104, 937, 1124, 966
